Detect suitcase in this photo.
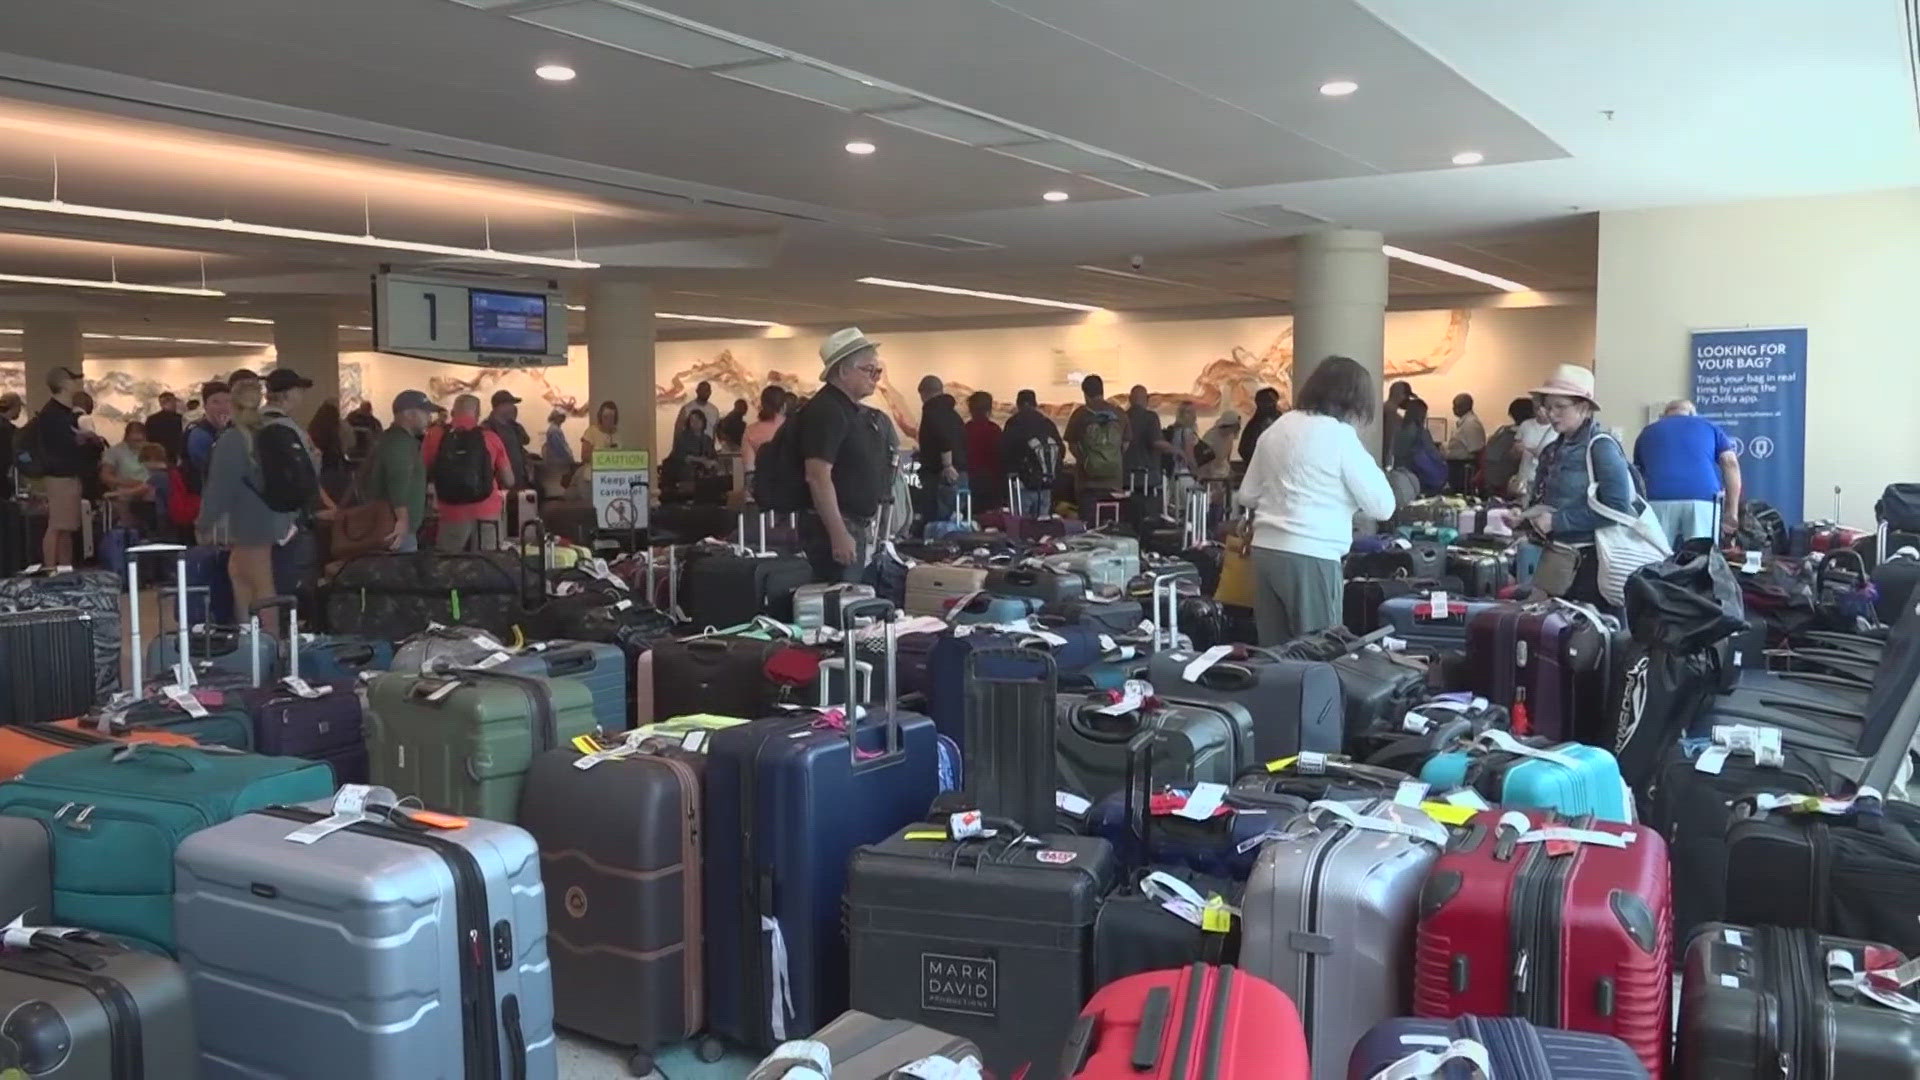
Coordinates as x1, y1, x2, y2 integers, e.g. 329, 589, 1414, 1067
847, 826, 1115, 1079
703, 600, 941, 1050
806, 1010, 982, 1080
232, 596, 368, 784
1351, 694, 1511, 774
173, 794, 558, 1080
1347, 1016, 1649, 1080
988, 564, 1089, 605
365, 668, 600, 823
0, 814, 51, 926
1145, 648, 1344, 763
1872, 548, 1920, 624
1240, 799, 1450, 1080
517, 737, 705, 1069
925, 630, 1098, 747
493, 639, 629, 738
0, 927, 200, 1080
0, 566, 122, 697
1328, 647, 1431, 746
1722, 794, 1920, 955
682, 547, 812, 627
792, 582, 878, 631
1088, 867, 1242, 985
0, 743, 333, 954
1377, 595, 1507, 656
1060, 962, 1309, 1080
288, 633, 394, 684
1465, 602, 1612, 742
1343, 541, 1445, 582
649, 633, 786, 722
1679, 923, 1920, 1080
1040, 550, 1124, 593
950, 592, 1046, 625
1414, 810, 1671, 1077
1342, 576, 1464, 636
905, 563, 990, 618
964, 646, 1059, 828
1418, 730, 1632, 823
1444, 547, 1514, 597
1232, 754, 1422, 807
1065, 533, 1143, 581
1056, 690, 1248, 805
319, 550, 534, 640
1046, 595, 1147, 636
0, 607, 96, 725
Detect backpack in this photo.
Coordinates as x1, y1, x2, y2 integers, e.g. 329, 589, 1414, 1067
431, 426, 494, 506
11, 416, 43, 479
181, 419, 218, 495
249, 420, 320, 514
750, 413, 809, 513
1017, 433, 1062, 489
1078, 410, 1123, 484
1478, 424, 1521, 495
1406, 441, 1447, 495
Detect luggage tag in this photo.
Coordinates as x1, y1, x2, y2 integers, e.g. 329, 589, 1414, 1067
161, 683, 209, 718
472, 651, 513, 669
1828, 947, 1920, 1015
1181, 644, 1234, 682
280, 675, 329, 699
1, 916, 93, 950
1296, 751, 1328, 775
281, 784, 400, 844
894, 1053, 986, 1080
1173, 782, 1227, 821
1054, 791, 1092, 819
1094, 679, 1154, 716
1393, 780, 1430, 806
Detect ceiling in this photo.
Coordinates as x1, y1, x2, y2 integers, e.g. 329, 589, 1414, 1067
0, 0, 1911, 347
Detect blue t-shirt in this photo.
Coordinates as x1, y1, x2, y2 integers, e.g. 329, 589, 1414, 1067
1633, 415, 1733, 502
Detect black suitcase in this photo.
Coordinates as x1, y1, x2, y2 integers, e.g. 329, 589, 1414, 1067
1091, 869, 1240, 987
1327, 647, 1430, 748
1351, 694, 1510, 773
1144, 648, 1345, 762
846, 827, 1116, 1080
1445, 547, 1512, 597
1872, 550, 1920, 624
0, 927, 200, 1079
964, 647, 1058, 828
681, 550, 812, 627
1679, 923, 1920, 1079
0, 607, 97, 725
1342, 575, 1463, 634
0, 815, 51, 926
648, 634, 784, 721
985, 565, 1086, 605
1044, 595, 1145, 636
1722, 794, 1920, 955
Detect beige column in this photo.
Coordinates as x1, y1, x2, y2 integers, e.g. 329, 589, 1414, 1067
22, 313, 83, 406
272, 309, 341, 414
586, 278, 657, 459
1293, 228, 1389, 460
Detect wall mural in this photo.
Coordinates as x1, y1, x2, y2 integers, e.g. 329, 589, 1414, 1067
0, 360, 280, 429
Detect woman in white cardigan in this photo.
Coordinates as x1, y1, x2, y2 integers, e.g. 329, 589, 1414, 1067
1234, 356, 1399, 645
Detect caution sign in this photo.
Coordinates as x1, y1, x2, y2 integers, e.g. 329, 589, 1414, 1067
591, 450, 651, 532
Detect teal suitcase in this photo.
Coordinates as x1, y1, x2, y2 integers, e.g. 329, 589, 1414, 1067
0, 744, 335, 954
1419, 730, 1632, 823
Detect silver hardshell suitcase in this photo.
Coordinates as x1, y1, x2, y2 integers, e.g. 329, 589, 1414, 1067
1064, 533, 1141, 582
1240, 799, 1447, 1080
793, 582, 877, 631
1043, 547, 1129, 591
173, 792, 558, 1080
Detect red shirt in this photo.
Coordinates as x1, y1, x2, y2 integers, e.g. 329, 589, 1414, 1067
965, 417, 1003, 485
422, 415, 509, 522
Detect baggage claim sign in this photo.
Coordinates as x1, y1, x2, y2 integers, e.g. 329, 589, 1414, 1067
1690, 327, 1807, 523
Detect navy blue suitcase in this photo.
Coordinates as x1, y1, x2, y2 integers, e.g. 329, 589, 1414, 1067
926, 628, 1107, 747
702, 601, 941, 1050
1347, 1015, 1649, 1078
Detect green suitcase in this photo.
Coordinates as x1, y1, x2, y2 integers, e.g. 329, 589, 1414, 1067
0, 744, 334, 955
365, 668, 600, 823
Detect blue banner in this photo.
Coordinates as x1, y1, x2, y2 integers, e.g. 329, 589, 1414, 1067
1689, 327, 1807, 523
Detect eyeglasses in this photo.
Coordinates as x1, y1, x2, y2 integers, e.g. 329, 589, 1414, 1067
852, 365, 884, 378
1543, 398, 1584, 414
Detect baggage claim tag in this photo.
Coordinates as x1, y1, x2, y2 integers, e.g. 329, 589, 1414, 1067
282, 784, 376, 845
1182, 645, 1234, 682
1095, 680, 1153, 716
281, 675, 327, 699
161, 684, 209, 718
1174, 782, 1228, 822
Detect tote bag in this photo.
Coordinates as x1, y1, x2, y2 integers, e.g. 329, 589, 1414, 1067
1583, 432, 1672, 606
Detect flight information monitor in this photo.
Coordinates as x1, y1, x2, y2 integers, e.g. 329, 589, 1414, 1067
469, 288, 549, 353
374, 269, 568, 366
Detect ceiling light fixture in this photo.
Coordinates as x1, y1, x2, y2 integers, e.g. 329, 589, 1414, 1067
656, 312, 782, 327
858, 276, 1103, 313
0, 195, 599, 270
1319, 80, 1359, 97
81, 332, 268, 347
1042, 190, 1071, 202
338, 324, 373, 332
1451, 151, 1485, 166
845, 140, 877, 156
0, 328, 22, 334
0, 270, 223, 297
226, 316, 274, 324
535, 64, 577, 82
1382, 244, 1530, 292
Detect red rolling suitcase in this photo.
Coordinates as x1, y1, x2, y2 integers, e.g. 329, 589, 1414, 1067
1060, 963, 1308, 1080
1414, 810, 1671, 1078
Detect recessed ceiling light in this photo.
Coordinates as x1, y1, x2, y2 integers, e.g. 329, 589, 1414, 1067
535, 64, 577, 82
1042, 190, 1071, 203
845, 140, 876, 156
1319, 80, 1359, 97
226, 316, 274, 324
1382, 245, 1529, 292
1451, 151, 1485, 166
858, 276, 1102, 313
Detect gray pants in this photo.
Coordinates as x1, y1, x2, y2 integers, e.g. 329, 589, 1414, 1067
1650, 499, 1720, 546
1251, 547, 1341, 647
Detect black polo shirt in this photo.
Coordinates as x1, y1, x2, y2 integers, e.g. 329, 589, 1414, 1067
795, 382, 888, 519
34, 398, 83, 478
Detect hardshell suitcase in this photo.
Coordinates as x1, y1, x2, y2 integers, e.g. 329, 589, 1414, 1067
1040, 550, 1123, 593
703, 600, 941, 1050
1722, 794, 1920, 955
1677, 923, 1920, 1080
808, 1010, 982, 1080
1060, 962, 1309, 1080
173, 795, 557, 1080
1347, 1016, 1649, 1080
1378, 595, 1508, 656
1418, 731, 1632, 823
1465, 602, 1611, 742
1444, 547, 1514, 597
0, 567, 122, 696
493, 639, 629, 739
1064, 533, 1143, 583
1240, 799, 1450, 1080
0, 814, 51, 926
847, 828, 1117, 1079
905, 563, 990, 617
517, 737, 705, 1065
792, 582, 877, 631
988, 564, 1089, 604
365, 668, 600, 823
0, 743, 334, 954
0, 608, 96, 726
1055, 691, 1247, 805
0, 928, 199, 1080
1145, 648, 1344, 762
1327, 647, 1431, 745
1414, 810, 1672, 1077
964, 647, 1059, 828
648, 633, 785, 723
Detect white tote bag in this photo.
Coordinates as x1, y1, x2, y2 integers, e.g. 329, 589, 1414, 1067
1583, 431, 1672, 606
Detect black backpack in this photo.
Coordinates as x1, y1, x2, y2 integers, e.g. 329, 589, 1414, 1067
750, 416, 809, 513
249, 421, 320, 514
433, 426, 494, 506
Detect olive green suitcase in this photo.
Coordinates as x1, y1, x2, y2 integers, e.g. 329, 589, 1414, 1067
365, 668, 600, 823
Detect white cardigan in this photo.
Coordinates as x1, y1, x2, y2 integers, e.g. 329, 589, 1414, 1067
1236, 410, 1398, 562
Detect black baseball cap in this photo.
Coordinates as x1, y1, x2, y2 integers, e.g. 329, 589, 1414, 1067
491, 389, 521, 407
265, 368, 314, 392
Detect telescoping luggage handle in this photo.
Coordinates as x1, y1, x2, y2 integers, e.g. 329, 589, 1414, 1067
837, 596, 905, 764
124, 541, 194, 694
1364, 1037, 1493, 1080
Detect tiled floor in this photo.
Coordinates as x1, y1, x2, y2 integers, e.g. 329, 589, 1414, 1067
558, 1032, 758, 1079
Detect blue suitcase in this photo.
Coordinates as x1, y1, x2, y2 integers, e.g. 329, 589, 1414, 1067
927, 626, 1111, 745
1348, 1016, 1648, 1079
293, 635, 395, 684
493, 639, 628, 735
702, 601, 941, 1050
1419, 730, 1632, 823
1377, 594, 1508, 655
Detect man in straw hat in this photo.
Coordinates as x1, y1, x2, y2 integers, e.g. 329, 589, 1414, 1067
787, 327, 892, 581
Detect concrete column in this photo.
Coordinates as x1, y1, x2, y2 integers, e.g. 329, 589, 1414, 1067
586, 278, 657, 460
272, 309, 341, 414
22, 314, 82, 406
1292, 228, 1389, 459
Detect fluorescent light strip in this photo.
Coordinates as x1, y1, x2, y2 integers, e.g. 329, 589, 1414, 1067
857, 276, 1103, 313
225, 316, 274, 324
655, 311, 781, 327
82, 333, 271, 347
0, 195, 599, 270
0, 271, 223, 297
1382, 245, 1531, 293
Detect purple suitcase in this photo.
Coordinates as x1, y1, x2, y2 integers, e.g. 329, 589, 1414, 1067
241, 596, 368, 784
1465, 602, 1609, 743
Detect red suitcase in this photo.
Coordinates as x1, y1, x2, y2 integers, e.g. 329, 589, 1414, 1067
1414, 810, 1671, 1077
1059, 963, 1307, 1080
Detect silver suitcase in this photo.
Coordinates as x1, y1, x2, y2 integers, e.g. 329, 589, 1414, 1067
1240, 798, 1447, 1080
173, 793, 558, 1080
1043, 548, 1130, 591
793, 582, 877, 631
1064, 534, 1141, 582
904, 564, 989, 617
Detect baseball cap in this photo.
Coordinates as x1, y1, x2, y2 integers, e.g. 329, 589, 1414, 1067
392, 390, 433, 415
490, 389, 521, 407
265, 368, 314, 392
228, 368, 259, 384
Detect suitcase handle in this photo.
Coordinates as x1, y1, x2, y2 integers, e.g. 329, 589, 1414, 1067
109, 744, 208, 772
7, 929, 108, 972
1068, 701, 1147, 744
839, 597, 903, 762
538, 648, 593, 676
1057, 1015, 1097, 1077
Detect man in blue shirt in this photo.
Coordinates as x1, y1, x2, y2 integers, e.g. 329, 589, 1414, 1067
1633, 399, 1742, 544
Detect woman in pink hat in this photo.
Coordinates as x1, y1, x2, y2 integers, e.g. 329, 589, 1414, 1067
1518, 363, 1639, 607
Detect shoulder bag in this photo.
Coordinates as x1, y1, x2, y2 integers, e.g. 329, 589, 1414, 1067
1584, 431, 1672, 606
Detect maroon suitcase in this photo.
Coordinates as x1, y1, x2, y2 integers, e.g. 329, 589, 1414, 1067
1464, 603, 1607, 742
1060, 963, 1309, 1080
1414, 809, 1672, 1077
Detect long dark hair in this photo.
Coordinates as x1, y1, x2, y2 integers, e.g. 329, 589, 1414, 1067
1293, 355, 1376, 426
308, 398, 344, 456
758, 385, 786, 421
